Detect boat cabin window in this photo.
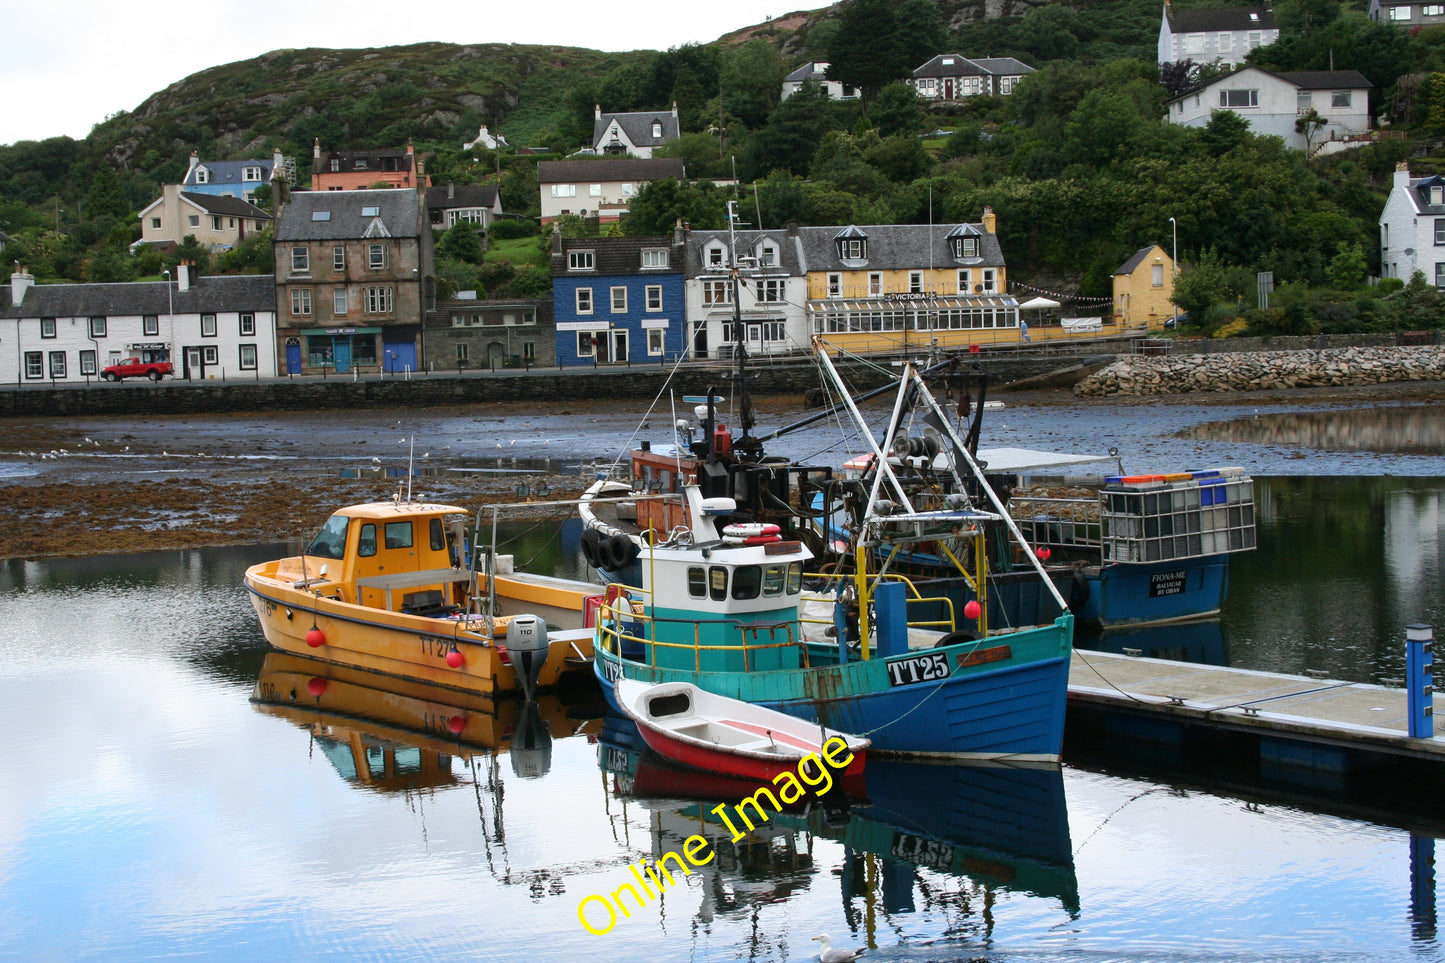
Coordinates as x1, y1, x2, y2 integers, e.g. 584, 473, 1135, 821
762, 565, 786, 596
358, 523, 377, 557
306, 515, 351, 559
430, 519, 445, 551
709, 566, 728, 601
732, 566, 762, 600
787, 562, 803, 594
688, 567, 707, 598
384, 521, 414, 550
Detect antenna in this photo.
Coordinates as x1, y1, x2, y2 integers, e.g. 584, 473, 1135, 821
407, 435, 415, 502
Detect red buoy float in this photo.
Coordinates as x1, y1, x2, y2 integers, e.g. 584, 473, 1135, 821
446, 647, 464, 669
964, 600, 982, 620
305, 627, 325, 647
448, 715, 466, 734
307, 677, 328, 698
1037, 547, 1052, 561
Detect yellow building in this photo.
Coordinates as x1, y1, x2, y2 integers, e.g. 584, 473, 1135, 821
1112, 245, 1176, 330
796, 209, 1022, 355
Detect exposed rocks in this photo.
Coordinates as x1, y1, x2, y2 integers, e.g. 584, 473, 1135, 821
1074, 346, 1445, 397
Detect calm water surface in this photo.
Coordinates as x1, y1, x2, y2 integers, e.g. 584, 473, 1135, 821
0, 477, 1442, 962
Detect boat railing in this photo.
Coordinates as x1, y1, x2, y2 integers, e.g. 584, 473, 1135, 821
596, 598, 808, 673
800, 569, 959, 635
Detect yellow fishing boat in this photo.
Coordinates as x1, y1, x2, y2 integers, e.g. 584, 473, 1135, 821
244, 500, 599, 696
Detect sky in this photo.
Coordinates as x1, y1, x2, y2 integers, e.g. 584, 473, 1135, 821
0, 0, 805, 146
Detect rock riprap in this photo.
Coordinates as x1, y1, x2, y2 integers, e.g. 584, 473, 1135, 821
1073, 346, 1445, 396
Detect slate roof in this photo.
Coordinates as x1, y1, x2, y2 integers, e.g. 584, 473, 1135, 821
274, 190, 423, 241
0, 275, 276, 318
1277, 70, 1373, 90
1115, 246, 1161, 275
537, 158, 686, 184
552, 236, 681, 277
794, 224, 1005, 272
182, 192, 271, 219
316, 149, 417, 173
968, 57, 1036, 76
1166, 6, 1277, 31
426, 184, 499, 211
1404, 175, 1445, 214
185, 159, 275, 188
914, 54, 988, 78
785, 62, 829, 82
593, 110, 680, 149
683, 230, 804, 277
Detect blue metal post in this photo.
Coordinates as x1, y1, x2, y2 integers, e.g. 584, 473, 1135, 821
873, 582, 907, 659
1406, 624, 1435, 739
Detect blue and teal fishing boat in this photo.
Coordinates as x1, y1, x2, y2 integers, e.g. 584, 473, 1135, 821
586, 346, 1073, 761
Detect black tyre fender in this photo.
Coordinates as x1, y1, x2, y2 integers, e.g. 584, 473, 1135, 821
580, 528, 600, 566
1068, 568, 1091, 611
933, 629, 978, 649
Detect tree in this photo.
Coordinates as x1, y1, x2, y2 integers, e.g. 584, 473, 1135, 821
1171, 248, 1236, 319
869, 83, 926, 137
827, 0, 909, 99
166, 236, 211, 276
898, 0, 947, 69
86, 164, 128, 220
1295, 108, 1328, 155
1159, 60, 1200, 99
1326, 240, 1367, 289
622, 178, 726, 234
1199, 110, 1252, 156
437, 221, 483, 263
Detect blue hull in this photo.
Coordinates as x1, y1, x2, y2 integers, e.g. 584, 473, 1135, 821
1076, 556, 1230, 627
595, 617, 1072, 761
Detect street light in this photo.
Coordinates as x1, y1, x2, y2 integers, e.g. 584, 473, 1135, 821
1168, 217, 1178, 327
163, 268, 175, 372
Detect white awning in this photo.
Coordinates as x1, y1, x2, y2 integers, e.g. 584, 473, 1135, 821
1020, 296, 1060, 310
975, 447, 1111, 472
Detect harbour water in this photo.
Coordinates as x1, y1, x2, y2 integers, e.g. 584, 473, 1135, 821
0, 476, 1441, 962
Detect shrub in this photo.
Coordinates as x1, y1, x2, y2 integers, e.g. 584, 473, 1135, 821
489, 218, 538, 240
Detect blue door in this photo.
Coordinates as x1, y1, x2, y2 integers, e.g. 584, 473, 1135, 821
334, 340, 352, 373
384, 341, 417, 373
286, 343, 301, 374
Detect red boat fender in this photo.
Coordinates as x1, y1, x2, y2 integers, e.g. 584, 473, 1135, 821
722, 523, 781, 538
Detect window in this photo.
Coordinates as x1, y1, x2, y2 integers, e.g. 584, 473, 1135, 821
621, 183, 635, 197
357, 523, 377, 557
383, 521, 413, 550
703, 280, 731, 305
909, 271, 924, 294
569, 251, 594, 270
762, 565, 786, 596
731, 565, 761, 600
240, 344, 257, 370
576, 331, 596, 357
150, 217, 161, 229
708, 566, 728, 601
1220, 89, 1259, 108
550, 184, 577, 197
652, 121, 662, 138
642, 249, 669, 268
523, 341, 535, 361
334, 288, 348, 314
201, 314, 217, 337
144, 315, 159, 336
89, 316, 107, 338
839, 238, 866, 259
759, 243, 778, 266
576, 287, 593, 314
291, 288, 312, 316
24, 352, 42, 379
589, 183, 602, 197
1152, 263, 1165, 287
329, 158, 340, 172
611, 286, 627, 313
868, 272, 883, 296
292, 247, 309, 272
706, 245, 726, 267
1437, 263, 1445, 288
333, 246, 345, 270
188, 215, 200, 228
194, 168, 210, 184
647, 328, 665, 356
1391, 4, 1412, 18
1435, 219, 1445, 245
202, 346, 218, 364
1332, 91, 1353, 109
367, 244, 386, 269
957, 269, 972, 294
645, 285, 663, 311
1426, 3, 1445, 13
1298, 91, 1313, 111
211, 216, 223, 230
40, 317, 55, 339
456, 343, 470, 362
758, 279, 784, 303
951, 236, 979, 259
243, 166, 262, 181
827, 273, 841, 297
365, 287, 394, 313
982, 269, 996, 293
1218, 32, 1232, 49
49, 351, 66, 378
240, 313, 255, 336
80, 350, 96, 376
687, 566, 706, 598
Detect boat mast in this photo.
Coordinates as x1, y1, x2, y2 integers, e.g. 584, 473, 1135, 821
726, 200, 759, 458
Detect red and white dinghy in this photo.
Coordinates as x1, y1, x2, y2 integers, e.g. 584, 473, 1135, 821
615, 678, 869, 782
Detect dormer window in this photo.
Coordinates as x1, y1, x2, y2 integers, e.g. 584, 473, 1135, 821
330, 159, 340, 172
757, 241, 778, 266
652, 121, 663, 138
1432, 185, 1443, 206
834, 226, 868, 261
242, 166, 262, 182
946, 224, 982, 260
194, 167, 210, 184
706, 244, 727, 267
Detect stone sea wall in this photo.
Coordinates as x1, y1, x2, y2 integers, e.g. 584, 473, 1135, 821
1074, 345, 1445, 397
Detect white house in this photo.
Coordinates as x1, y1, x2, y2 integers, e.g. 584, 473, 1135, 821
1158, 2, 1279, 66
425, 183, 504, 231
462, 126, 509, 151
683, 226, 810, 361
910, 55, 1036, 100
1164, 67, 1372, 152
1367, 0, 1445, 26
1379, 162, 1445, 286
0, 265, 278, 383
592, 105, 680, 158
536, 158, 686, 224
780, 62, 860, 101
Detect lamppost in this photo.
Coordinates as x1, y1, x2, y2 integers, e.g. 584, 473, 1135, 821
1168, 216, 1178, 327
163, 268, 175, 366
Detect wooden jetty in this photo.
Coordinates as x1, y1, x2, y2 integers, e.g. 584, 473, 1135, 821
1067, 650, 1442, 772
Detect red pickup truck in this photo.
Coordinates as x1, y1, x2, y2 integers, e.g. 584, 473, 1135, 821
101, 358, 173, 382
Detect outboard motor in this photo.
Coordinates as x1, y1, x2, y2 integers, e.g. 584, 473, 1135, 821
505, 615, 549, 701
509, 700, 553, 779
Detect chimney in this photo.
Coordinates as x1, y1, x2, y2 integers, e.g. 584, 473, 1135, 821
552, 226, 563, 255
187, 151, 200, 178
981, 206, 997, 234
10, 265, 34, 306
1395, 161, 1412, 190
674, 218, 685, 246
448, 181, 456, 200
595, 104, 602, 120
786, 219, 800, 237
312, 138, 322, 192
176, 261, 191, 292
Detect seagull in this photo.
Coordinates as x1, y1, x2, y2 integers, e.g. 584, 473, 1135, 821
812, 935, 866, 962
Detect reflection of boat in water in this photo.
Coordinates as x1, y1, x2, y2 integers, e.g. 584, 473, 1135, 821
597, 721, 1078, 922
1076, 617, 1228, 665
251, 651, 602, 788
244, 500, 599, 697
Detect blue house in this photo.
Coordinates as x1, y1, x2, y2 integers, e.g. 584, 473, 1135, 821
183, 149, 287, 204
551, 230, 687, 366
